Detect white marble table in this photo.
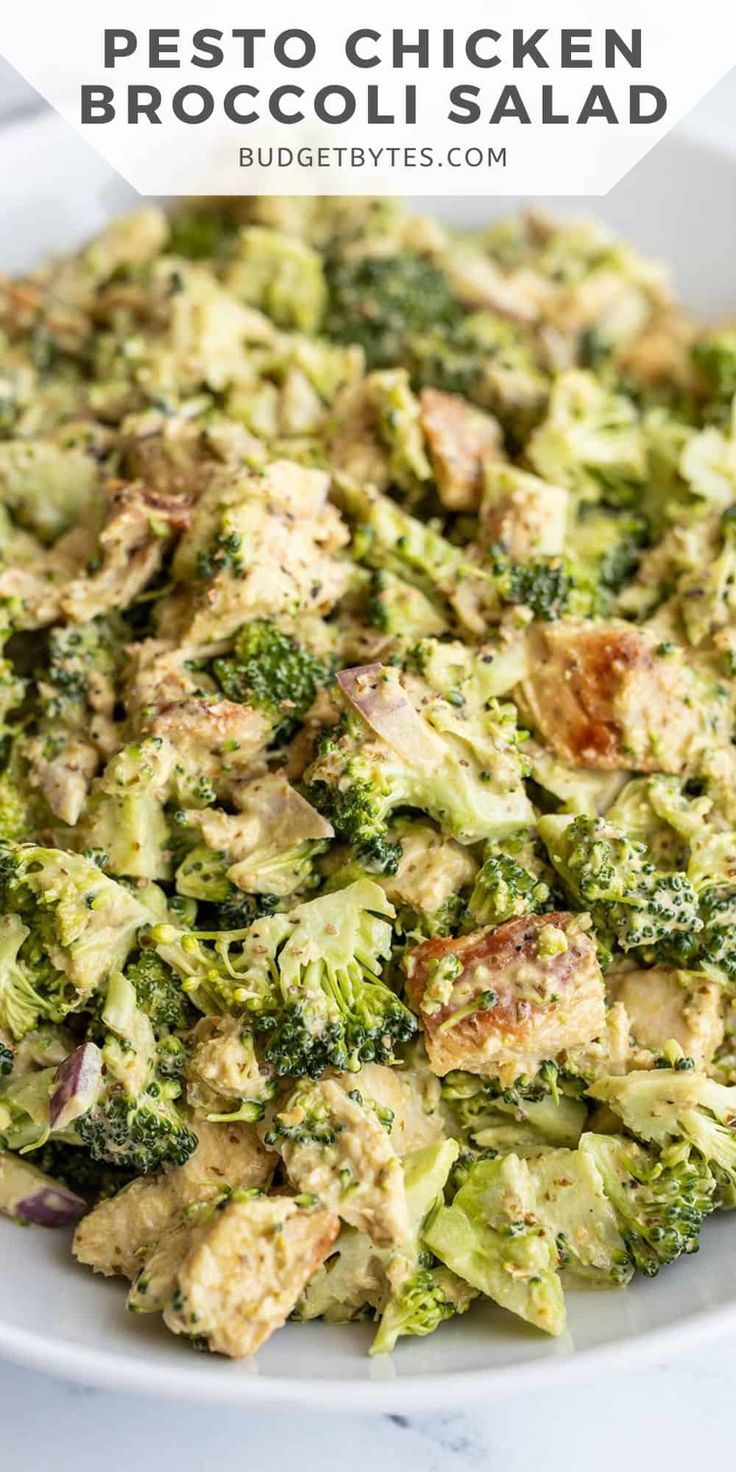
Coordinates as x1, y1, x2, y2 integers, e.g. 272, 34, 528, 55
0, 1335, 733, 1472
0, 54, 735, 1468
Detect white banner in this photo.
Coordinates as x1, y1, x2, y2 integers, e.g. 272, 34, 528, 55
1, 0, 735, 195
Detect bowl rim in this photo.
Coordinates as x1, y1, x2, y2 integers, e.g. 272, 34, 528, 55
1, 1293, 736, 1410
2, 103, 736, 1412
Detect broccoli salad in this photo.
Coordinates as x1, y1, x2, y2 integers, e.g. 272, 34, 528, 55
1, 197, 736, 1361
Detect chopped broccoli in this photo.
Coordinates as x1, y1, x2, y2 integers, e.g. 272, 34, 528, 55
528, 369, 646, 509
125, 949, 194, 1033
580, 1131, 716, 1276
693, 329, 736, 416
305, 664, 532, 871
488, 545, 575, 621
0, 912, 67, 1041
225, 226, 326, 333
365, 568, 446, 641
76, 1089, 197, 1175
324, 251, 463, 370
424, 1153, 566, 1336
442, 1070, 587, 1155
76, 972, 197, 1174
528, 1146, 632, 1287
154, 878, 416, 1077
590, 1067, 736, 1191
211, 619, 328, 742
468, 840, 550, 929
365, 369, 432, 498
168, 204, 239, 260
0, 1038, 12, 1075
570, 505, 648, 595
31, 1138, 135, 1204
370, 1267, 463, 1355
0, 843, 154, 1003
80, 738, 175, 881
538, 814, 701, 956
339, 480, 494, 634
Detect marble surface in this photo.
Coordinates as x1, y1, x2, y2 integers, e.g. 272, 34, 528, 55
1, 51, 736, 1470
0, 1335, 733, 1471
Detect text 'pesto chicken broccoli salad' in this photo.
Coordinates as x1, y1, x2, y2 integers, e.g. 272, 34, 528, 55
2, 197, 736, 1361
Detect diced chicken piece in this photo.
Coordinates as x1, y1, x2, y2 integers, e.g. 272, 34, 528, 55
176, 463, 349, 645
327, 381, 391, 489
382, 823, 477, 917
25, 735, 99, 827
479, 465, 568, 560
442, 249, 539, 322
517, 621, 719, 773
60, 481, 192, 624
608, 967, 724, 1068
161, 1195, 339, 1358
185, 772, 333, 894
405, 912, 605, 1082
187, 1016, 275, 1114
0, 526, 93, 629
266, 1078, 409, 1248
124, 638, 214, 724
150, 697, 270, 798
343, 1059, 446, 1156
420, 389, 503, 511
122, 419, 220, 504
72, 1120, 274, 1279
561, 1001, 636, 1083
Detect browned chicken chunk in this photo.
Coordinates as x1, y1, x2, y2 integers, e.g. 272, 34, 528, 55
517, 621, 717, 773
419, 388, 503, 511
405, 912, 605, 1082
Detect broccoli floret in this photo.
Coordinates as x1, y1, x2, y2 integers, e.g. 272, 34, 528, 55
0, 843, 154, 1002
76, 1090, 197, 1174
80, 738, 175, 881
538, 814, 701, 956
571, 505, 648, 595
424, 1153, 566, 1336
324, 251, 463, 370
528, 369, 646, 509
31, 1139, 135, 1204
126, 949, 194, 1032
442, 1070, 587, 1155
211, 619, 328, 742
370, 1267, 460, 1355
580, 1131, 716, 1276
528, 1146, 632, 1287
468, 841, 550, 929
364, 569, 446, 641
590, 1067, 736, 1191
489, 546, 575, 621
693, 330, 736, 416
76, 972, 196, 1173
305, 664, 532, 871
154, 878, 416, 1077
168, 204, 239, 260
339, 480, 494, 634
0, 912, 67, 1041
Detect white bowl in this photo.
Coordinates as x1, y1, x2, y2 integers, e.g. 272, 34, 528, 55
2, 109, 736, 1410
